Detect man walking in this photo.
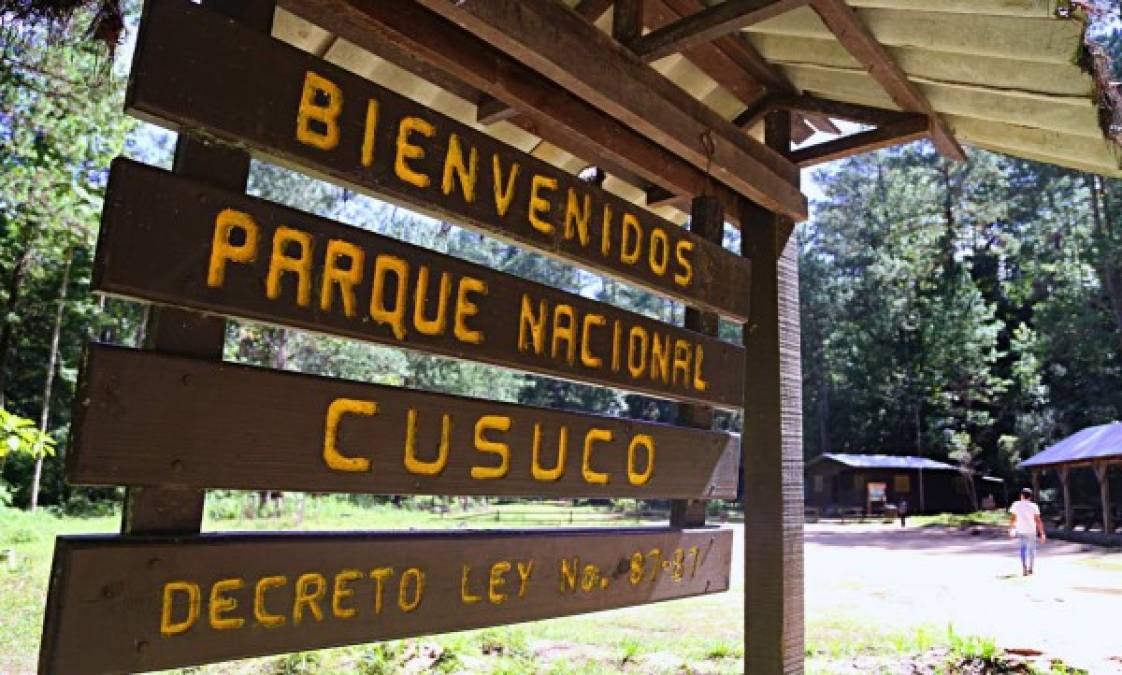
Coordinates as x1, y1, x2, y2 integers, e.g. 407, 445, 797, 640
1009, 487, 1046, 576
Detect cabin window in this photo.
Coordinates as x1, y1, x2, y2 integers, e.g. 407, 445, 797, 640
894, 474, 911, 493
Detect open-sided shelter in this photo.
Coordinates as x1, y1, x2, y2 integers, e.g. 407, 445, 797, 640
1019, 421, 1122, 540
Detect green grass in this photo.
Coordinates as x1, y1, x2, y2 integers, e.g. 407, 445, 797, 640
911, 510, 1010, 529
0, 501, 1014, 674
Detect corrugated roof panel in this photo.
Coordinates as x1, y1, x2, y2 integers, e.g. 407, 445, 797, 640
1019, 422, 1122, 468
815, 453, 960, 471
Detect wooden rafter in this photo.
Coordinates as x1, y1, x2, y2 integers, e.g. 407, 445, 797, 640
278, 0, 753, 221
808, 0, 965, 161
630, 0, 807, 63
772, 94, 911, 127
414, 0, 806, 220
788, 114, 928, 167
473, 0, 615, 124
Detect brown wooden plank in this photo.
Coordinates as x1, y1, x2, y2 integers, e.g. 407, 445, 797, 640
671, 195, 724, 528
613, 0, 644, 43
409, 0, 807, 221
808, 0, 965, 162
772, 94, 910, 127
630, 0, 806, 62
95, 159, 744, 408
70, 345, 741, 499
128, 0, 752, 321
788, 115, 928, 167
39, 527, 733, 674
740, 111, 805, 673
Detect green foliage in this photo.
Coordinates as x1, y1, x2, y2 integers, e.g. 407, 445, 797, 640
0, 408, 53, 461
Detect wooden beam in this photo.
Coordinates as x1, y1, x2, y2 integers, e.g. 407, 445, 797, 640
613, 0, 644, 43
630, 0, 807, 62
772, 94, 910, 127
644, 0, 767, 106
1032, 469, 1041, 503
413, 0, 807, 221
741, 109, 804, 672
279, 0, 749, 223
802, 113, 841, 135
808, 0, 965, 162
646, 185, 689, 208
788, 115, 928, 167
1095, 462, 1113, 535
734, 95, 775, 128
1060, 465, 1073, 532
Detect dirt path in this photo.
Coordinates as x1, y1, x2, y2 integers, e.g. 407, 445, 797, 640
800, 523, 1122, 673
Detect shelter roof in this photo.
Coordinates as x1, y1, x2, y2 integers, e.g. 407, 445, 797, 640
271, 0, 1122, 226
810, 453, 960, 471
1019, 422, 1122, 469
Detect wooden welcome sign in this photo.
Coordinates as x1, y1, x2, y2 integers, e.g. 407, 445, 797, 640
70, 344, 740, 499
96, 159, 743, 407
38, 0, 744, 671
124, 0, 752, 322
41, 528, 733, 673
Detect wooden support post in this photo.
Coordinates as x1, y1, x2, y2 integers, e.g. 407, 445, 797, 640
1059, 465, 1072, 533
612, 0, 643, 43
1031, 469, 1040, 503
121, 0, 273, 536
671, 195, 724, 528
741, 110, 803, 673
1095, 462, 1112, 535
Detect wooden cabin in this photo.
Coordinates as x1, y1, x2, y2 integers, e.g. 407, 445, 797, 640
806, 453, 975, 515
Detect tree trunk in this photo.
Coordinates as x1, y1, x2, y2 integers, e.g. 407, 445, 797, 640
29, 249, 72, 512
1088, 175, 1122, 335
0, 242, 34, 408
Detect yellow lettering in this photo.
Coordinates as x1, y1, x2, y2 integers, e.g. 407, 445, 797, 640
471, 415, 511, 480
361, 99, 379, 167
266, 226, 314, 307
370, 567, 393, 615
292, 573, 326, 625
489, 561, 511, 604
394, 116, 435, 188
370, 254, 409, 340
518, 295, 547, 354
207, 209, 258, 289
516, 561, 534, 598
693, 344, 708, 392
582, 429, 612, 485
442, 133, 478, 203
600, 204, 613, 256
332, 569, 363, 619
671, 340, 692, 387
627, 326, 648, 379
650, 332, 671, 384
413, 267, 451, 336
493, 155, 520, 217
160, 581, 200, 637
611, 320, 622, 373
531, 424, 568, 482
403, 408, 451, 476
649, 228, 669, 276
320, 239, 364, 317
254, 576, 287, 628
673, 241, 695, 287
551, 304, 577, 365
454, 277, 487, 344
209, 578, 245, 631
460, 565, 482, 605
563, 189, 591, 245
627, 434, 655, 486
528, 175, 558, 235
620, 213, 642, 265
296, 71, 342, 151
398, 568, 424, 613
324, 398, 377, 472
580, 314, 605, 368
560, 557, 579, 593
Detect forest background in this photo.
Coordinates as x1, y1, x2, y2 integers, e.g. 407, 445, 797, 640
1, 1, 1121, 513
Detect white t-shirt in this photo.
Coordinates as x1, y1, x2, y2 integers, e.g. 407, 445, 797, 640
1009, 500, 1040, 535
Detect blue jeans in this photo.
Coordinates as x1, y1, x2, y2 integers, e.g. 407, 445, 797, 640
1018, 533, 1037, 569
